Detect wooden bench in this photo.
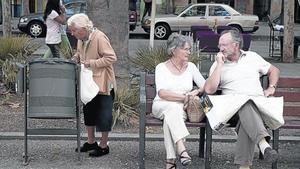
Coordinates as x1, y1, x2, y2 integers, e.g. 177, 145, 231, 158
138, 71, 300, 169
271, 77, 300, 169
138, 72, 212, 169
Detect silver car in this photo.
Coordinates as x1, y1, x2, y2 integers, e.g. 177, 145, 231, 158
142, 3, 259, 39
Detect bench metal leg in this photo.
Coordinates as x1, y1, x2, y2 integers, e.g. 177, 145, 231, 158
205, 122, 212, 169
139, 122, 145, 169
139, 72, 146, 169
272, 129, 279, 169
139, 115, 146, 169
76, 104, 81, 162
199, 127, 205, 158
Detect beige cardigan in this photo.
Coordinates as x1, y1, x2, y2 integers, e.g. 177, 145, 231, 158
74, 29, 117, 95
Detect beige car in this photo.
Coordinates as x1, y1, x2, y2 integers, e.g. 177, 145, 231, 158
142, 3, 259, 39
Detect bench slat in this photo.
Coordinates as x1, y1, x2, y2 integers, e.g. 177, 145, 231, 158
146, 87, 156, 99
278, 77, 300, 88
145, 74, 155, 85
283, 106, 300, 116
145, 115, 207, 127
281, 116, 300, 128
275, 91, 300, 102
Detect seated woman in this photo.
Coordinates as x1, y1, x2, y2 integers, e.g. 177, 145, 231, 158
152, 33, 205, 169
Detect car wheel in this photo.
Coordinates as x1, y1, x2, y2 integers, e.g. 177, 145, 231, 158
28, 21, 46, 37
154, 23, 170, 39
229, 24, 243, 33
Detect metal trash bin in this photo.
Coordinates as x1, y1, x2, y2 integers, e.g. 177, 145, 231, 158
23, 58, 81, 165
28, 58, 76, 119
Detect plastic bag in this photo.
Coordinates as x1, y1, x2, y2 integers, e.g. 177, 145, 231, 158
80, 64, 99, 104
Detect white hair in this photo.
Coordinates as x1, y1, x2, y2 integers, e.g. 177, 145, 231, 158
67, 13, 93, 30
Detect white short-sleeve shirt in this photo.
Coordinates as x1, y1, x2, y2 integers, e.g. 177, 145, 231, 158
154, 62, 205, 101
209, 50, 271, 96
45, 10, 62, 44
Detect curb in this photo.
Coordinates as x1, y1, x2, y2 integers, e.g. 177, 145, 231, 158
1, 132, 300, 143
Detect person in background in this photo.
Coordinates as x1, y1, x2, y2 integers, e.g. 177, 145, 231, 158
67, 13, 117, 157
152, 33, 205, 169
43, 0, 73, 59
142, 0, 152, 19
129, 0, 137, 11
204, 29, 280, 169
43, 0, 66, 58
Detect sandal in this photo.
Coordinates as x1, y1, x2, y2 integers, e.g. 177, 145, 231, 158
179, 150, 191, 166
166, 161, 176, 169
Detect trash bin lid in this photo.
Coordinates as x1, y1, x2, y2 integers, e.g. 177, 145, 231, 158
29, 57, 76, 65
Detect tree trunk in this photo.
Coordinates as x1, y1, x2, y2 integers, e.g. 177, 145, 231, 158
282, 0, 294, 62
165, 0, 171, 14
172, 0, 175, 13
2, 0, 12, 37
22, 0, 30, 15
86, 0, 130, 88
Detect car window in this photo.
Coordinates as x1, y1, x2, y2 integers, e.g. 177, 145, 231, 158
209, 6, 230, 16
184, 5, 206, 17
65, 2, 86, 16
175, 4, 193, 15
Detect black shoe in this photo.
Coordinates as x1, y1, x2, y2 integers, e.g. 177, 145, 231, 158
263, 147, 278, 163
89, 146, 109, 157
75, 142, 98, 152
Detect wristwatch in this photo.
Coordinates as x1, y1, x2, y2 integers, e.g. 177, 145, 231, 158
269, 84, 276, 89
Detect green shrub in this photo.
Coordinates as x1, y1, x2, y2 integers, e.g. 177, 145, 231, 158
0, 36, 40, 90
112, 88, 139, 127
130, 44, 204, 73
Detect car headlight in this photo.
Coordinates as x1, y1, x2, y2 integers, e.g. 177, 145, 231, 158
20, 17, 28, 23
144, 19, 151, 25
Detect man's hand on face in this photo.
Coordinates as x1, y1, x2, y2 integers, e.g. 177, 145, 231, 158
215, 52, 227, 65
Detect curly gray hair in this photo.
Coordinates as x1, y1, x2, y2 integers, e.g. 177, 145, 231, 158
166, 33, 193, 56
220, 29, 244, 49
67, 13, 94, 31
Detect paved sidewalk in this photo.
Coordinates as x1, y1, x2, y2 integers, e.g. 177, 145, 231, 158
0, 139, 299, 169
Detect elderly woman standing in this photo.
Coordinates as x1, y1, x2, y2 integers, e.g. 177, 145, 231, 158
67, 13, 117, 157
152, 33, 205, 168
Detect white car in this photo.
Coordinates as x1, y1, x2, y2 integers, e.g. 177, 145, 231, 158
142, 3, 259, 39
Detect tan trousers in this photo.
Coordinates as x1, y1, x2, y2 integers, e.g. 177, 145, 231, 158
152, 100, 190, 159
234, 100, 270, 166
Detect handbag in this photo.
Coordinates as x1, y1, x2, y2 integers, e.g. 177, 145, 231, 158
184, 95, 205, 123
80, 64, 99, 104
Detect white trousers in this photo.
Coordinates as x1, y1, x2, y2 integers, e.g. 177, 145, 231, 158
152, 100, 190, 159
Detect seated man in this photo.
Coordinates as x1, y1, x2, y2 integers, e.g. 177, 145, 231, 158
204, 29, 280, 169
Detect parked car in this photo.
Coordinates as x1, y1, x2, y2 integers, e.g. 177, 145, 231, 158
129, 10, 138, 31
141, 3, 259, 39
18, 1, 137, 38
18, 1, 86, 37
129, 0, 138, 31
